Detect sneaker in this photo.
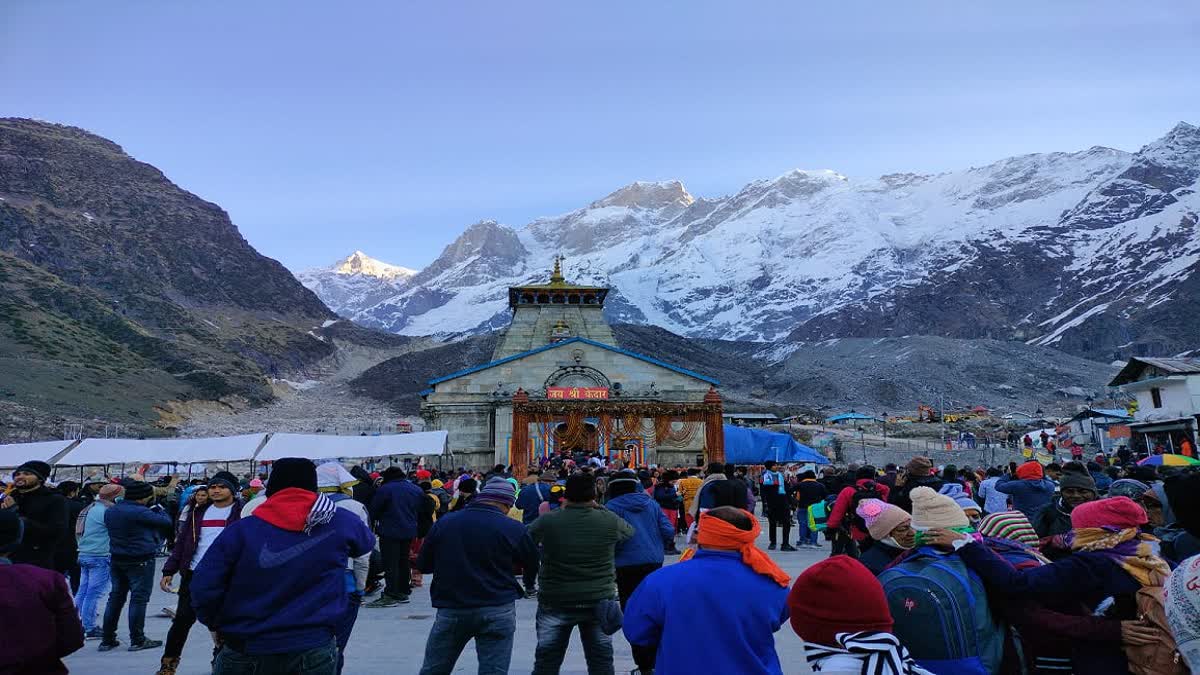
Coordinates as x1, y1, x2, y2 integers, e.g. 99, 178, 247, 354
523, 588, 538, 599
767, 543, 776, 550
129, 639, 163, 652
84, 628, 103, 640
781, 544, 798, 552
365, 597, 400, 608
98, 641, 121, 652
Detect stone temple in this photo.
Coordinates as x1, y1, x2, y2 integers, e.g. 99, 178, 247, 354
420, 259, 724, 474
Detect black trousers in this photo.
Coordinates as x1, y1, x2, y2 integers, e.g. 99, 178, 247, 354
379, 537, 412, 600
616, 563, 662, 671
165, 570, 198, 658
766, 499, 790, 545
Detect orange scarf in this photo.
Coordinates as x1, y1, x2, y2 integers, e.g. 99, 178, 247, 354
680, 511, 790, 587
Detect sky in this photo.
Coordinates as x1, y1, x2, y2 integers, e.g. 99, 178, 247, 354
3, 1, 1199, 272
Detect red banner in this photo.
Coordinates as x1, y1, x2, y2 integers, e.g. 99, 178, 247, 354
547, 387, 609, 400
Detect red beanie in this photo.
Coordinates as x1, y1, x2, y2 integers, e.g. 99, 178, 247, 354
1071, 496, 1148, 530
788, 555, 893, 646
1015, 461, 1044, 480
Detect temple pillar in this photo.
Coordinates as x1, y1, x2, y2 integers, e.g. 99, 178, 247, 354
511, 389, 530, 478
704, 386, 725, 464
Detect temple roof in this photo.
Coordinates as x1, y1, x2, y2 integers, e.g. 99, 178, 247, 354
508, 256, 608, 307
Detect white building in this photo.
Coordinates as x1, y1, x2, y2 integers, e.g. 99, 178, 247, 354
1109, 357, 1200, 452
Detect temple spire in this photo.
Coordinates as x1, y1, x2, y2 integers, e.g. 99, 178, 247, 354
550, 254, 565, 284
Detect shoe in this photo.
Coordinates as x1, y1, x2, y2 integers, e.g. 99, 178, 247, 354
129, 639, 163, 652
98, 641, 120, 652
767, 543, 776, 550
157, 607, 176, 618
396, 594, 412, 604
365, 597, 400, 608
781, 544, 798, 552
84, 628, 103, 640
524, 588, 538, 599
156, 656, 181, 675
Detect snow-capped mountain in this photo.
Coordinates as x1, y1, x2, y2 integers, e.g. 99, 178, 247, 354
297, 251, 418, 318
314, 123, 1200, 361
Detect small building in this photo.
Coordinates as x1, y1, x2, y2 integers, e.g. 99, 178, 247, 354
825, 412, 882, 425
1064, 408, 1134, 453
1109, 357, 1200, 452
722, 412, 780, 427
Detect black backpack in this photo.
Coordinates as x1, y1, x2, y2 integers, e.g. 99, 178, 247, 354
846, 480, 883, 533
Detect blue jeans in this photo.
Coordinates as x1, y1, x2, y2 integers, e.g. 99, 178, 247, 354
214, 640, 337, 675
75, 555, 111, 632
532, 603, 614, 675
335, 592, 362, 675
796, 509, 819, 546
101, 557, 156, 644
418, 603, 516, 675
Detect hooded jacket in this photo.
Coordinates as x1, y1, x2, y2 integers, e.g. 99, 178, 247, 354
605, 492, 674, 568
190, 489, 375, 655
995, 475, 1056, 520
163, 500, 244, 576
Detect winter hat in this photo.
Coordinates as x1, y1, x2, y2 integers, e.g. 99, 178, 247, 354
1166, 556, 1200, 665
1108, 478, 1152, 500
380, 466, 406, 482
607, 469, 641, 498
475, 477, 517, 509
207, 471, 240, 493
909, 486, 969, 530
905, 457, 934, 477
1071, 496, 1147, 530
97, 484, 124, 502
0, 509, 23, 553
266, 458, 318, 496
316, 462, 358, 491
415, 469, 431, 481
122, 480, 153, 501
788, 555, 894, 647
1059, 471, 1098, 495
978, 510, 1039, 546
938, 483, 978, 513
457, 478, 478, 494
430, 479, 444, 489
248, 478, 264, 489
855, 498, 911, 541
1015, 461, 1044, 480
14, 460, 51, 481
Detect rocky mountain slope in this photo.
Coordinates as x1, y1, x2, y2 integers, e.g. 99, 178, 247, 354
351, 323, 1117, 415
297, 251, 417, 319
320, 124, 1200, 361
0, 118, 336, 435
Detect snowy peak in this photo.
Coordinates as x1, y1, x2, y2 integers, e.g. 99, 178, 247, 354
590, 180, 695, 210
333, 251, 417, 280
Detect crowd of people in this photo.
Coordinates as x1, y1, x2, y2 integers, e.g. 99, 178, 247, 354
1, 449, 1199, 674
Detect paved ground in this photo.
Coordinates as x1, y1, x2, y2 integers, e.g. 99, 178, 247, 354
65, 516, 823, 674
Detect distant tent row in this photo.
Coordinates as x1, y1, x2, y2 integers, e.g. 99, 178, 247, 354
825, 412, 882, 424
723, 424, 829, 465
0, 431, 449, 469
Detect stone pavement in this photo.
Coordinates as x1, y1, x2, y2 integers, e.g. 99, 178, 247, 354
65, 516, 825, 674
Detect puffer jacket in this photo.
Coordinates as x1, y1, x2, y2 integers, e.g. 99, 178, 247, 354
605, 492, 673, 568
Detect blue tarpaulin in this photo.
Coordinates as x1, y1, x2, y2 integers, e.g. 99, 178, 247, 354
723, 425, 829, 465
825, 412, 882, 424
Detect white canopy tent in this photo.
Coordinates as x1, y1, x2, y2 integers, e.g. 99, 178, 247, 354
54, 434, 268, 466
255, 431, 448, 462
0, 440, 79, 469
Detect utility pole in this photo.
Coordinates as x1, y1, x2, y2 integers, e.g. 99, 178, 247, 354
940, 393, 947, 449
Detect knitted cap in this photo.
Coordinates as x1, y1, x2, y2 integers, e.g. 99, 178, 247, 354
1071, 496, 1147, 530
1015, 461, 1044, 480
1109, 478, 1151, 500
938, 483, 978, 512
1060, 471, 1097, 494
207, 471, 240, 493
855, 498, 911, 541
248, 478, 264, 489
978, 510, 1039, 546
415, 469, 432, 481
788, 555, 893, 646
431, 479, 444, 489
266, 458, 318, 496
14, 460, 51, 481
122, 480, 153, 501
475, 477, 517, 509
910, 486, 969, 529
97, 484, 124, 501
906, 457, 934, 477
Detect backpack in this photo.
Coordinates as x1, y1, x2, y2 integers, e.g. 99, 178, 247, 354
846, 481, 883, 533
878, 547, 1006, 675
1126, 585, 1187, 675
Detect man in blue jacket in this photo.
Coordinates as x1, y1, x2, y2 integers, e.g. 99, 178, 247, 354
367, 466, 428, 607
996, 460, 1057, 520
416, 477, 540, 675
100, 479, 175, 652
190, 458, 375, 675
516, 471, 554, 524
604, 470, 673, 674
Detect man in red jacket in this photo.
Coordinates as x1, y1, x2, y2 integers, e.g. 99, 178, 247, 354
826, 465, 890, 557
0, 508, 84, 674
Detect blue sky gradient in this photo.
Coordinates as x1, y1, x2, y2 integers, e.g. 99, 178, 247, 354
3, 1, 1198, 270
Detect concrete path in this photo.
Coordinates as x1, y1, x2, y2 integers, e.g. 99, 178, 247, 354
65, 516, 824, 674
